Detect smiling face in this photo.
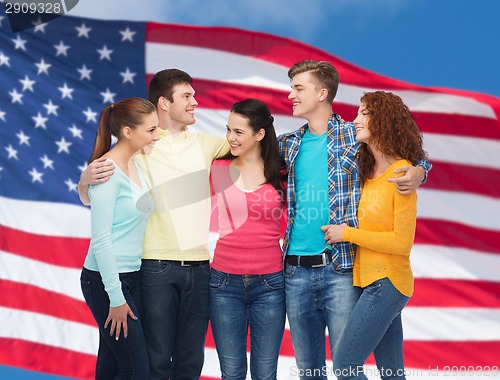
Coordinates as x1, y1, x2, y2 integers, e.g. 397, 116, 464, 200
288, 71, 325, 119
164, 82, 198, 128
354, 103, 371, 144
129, 112, 159, 155
225, 112, 264, 158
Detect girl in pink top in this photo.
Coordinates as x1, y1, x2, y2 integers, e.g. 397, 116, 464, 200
209, 98, 286, 380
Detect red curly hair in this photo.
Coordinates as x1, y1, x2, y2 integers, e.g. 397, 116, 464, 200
357, 91, 427, 183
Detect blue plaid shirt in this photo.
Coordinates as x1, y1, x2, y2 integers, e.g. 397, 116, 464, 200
278, 113, 431, 269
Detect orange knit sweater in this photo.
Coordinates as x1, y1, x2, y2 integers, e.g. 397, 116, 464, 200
342, 160, 417, 297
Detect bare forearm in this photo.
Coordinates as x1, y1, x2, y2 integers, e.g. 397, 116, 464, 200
78, 157, 115, 205
78, 180, 91, 206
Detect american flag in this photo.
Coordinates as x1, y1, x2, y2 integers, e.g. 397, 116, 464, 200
1, 8, 499, 380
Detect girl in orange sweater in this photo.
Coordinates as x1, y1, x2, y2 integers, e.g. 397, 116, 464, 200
323, 91, 428, 380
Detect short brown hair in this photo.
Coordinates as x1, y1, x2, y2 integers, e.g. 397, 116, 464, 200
148, 68, 193, 106
288, 60, 340, 103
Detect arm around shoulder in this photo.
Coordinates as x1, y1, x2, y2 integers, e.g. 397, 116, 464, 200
388, 161, 430, 195
78, 157, 116, 205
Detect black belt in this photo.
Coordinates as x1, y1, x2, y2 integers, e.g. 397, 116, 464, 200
285, 250, 334, 268
152, 259, 210, 267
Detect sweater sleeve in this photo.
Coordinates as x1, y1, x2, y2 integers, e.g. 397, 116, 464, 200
342, 191, 417, 256
89, 178, 126, 307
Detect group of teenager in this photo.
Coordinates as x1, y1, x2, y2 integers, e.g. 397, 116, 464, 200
78, 60, 431, 380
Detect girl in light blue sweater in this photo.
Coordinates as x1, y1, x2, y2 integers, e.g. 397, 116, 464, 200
80, 97, 158, 379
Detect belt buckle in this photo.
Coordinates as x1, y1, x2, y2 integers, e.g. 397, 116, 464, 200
310, 252, 327, 268
180, 261, 190, 267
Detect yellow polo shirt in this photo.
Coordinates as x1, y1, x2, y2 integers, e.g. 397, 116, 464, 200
134, 127, 228, 261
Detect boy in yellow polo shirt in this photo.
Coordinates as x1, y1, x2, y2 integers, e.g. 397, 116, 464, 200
79, 69, 229, 379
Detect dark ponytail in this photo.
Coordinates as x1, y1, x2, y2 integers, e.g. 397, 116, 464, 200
89, 105, 114, 163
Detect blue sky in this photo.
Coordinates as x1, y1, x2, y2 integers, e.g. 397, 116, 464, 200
1, 0, 497, 379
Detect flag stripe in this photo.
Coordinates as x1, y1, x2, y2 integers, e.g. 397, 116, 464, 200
0, 338, 95, 380
422, 133, 500, 169
417, 189, 500, 232
403, 341, 500, 369
411, 245, 500, 282
0, 307, 97, 355
412, 111, 500, 140
0, 195, 90, 238
0, 251, 83, 300
409, 278, 500, 308
0, 280, 94, 326
423, 162, 500, 199
416, 219, 500, 255
0, 225, 88, 268
348, 339, 500, 371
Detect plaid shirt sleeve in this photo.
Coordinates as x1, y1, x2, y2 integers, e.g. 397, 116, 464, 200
327, 115, 360, 268
277, 129, 302, 255
416, 158, 432, 183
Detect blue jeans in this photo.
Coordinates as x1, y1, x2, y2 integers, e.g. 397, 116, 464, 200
285, 260, 362, 380
210, 269, 286, 380
80, 267, 149, 380
139, 260, 210, 380
333, 278, 410, 380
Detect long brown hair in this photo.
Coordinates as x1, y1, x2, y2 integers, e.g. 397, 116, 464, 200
88, 97, 156, 163
357, 91, 427, 183
219, 98, 286, 199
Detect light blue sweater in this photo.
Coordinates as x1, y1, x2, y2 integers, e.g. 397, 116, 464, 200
84, 159, 153, 307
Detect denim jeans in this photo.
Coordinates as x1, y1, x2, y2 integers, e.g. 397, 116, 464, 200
333, 278, 410, 380
80, 267, 149, 380
139, 259, 210, 380
209, 269, 286, 380
285, 259, 362, 380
